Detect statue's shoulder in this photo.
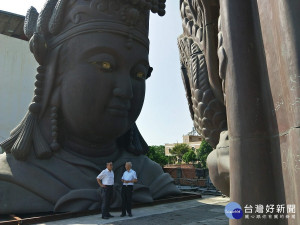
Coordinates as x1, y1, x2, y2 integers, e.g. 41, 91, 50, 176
0, 153, 11, 174
0, 152, 27, 175
0, 153, 55, 213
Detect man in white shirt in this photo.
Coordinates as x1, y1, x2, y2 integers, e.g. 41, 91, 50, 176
120, 162, 137, 217
97, 162, 114, 219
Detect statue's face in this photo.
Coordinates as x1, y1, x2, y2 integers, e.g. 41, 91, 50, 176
59, 32, 148, 144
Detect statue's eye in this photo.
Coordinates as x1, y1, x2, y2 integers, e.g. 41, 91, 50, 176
91, 61, 113, 72
136, 72, 145, 79
131, 63, 149, 80
101, 62, 111, 70
88, 54, 115, 72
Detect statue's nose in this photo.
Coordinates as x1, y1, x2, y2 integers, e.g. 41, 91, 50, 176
113, 76, 133, 99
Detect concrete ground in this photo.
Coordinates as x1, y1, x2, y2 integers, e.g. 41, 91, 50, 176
36, 195, 230, 225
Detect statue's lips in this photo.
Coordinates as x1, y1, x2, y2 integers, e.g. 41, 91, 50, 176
107, 105, 129, 117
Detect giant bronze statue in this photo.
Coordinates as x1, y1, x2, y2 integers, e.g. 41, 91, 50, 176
0, 0, 180, 214
179, 0, 300, 224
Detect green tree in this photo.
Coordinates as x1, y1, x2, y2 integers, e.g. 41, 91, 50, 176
182, 150, 196, 164
167, 155, 177, 164
196, 140, 213, 168
146, 145, 168, 166
170, 143, 191, 162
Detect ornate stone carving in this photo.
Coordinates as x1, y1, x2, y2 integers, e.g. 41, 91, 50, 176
178, 0, 227, 148
217, 16, 227, 104
178, 0, 230, 196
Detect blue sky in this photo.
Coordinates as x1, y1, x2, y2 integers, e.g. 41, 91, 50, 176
1, 1, 193, 145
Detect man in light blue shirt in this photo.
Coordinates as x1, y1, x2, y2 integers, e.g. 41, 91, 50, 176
120, 162, 137, 217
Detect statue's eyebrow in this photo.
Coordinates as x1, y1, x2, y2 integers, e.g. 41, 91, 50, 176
80, 47, 119, 61
87, 53, 116, 66
134, 59, 150, 67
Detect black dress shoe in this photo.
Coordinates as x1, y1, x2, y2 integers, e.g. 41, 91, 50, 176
108, 214, 114, 217
128, 213, 133, 217
120, 214, 126, 217
102, 216, 109, 219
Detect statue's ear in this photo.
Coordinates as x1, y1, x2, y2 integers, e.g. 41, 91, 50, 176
117, 123, 149, 155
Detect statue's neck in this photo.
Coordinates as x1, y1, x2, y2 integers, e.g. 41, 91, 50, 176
62, 134, 118, 157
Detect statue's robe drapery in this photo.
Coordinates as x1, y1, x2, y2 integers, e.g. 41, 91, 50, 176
220, 0, 300, 224
0, 149, 178, 214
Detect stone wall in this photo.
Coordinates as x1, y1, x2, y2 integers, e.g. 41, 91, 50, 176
164, 164, 208, 187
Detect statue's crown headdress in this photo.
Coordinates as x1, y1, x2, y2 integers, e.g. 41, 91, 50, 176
24, 0, 166, 64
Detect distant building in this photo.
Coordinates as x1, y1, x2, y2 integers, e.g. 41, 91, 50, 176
165, 131, 202, 156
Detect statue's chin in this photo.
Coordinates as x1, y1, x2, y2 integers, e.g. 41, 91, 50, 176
66, 117, 131, 142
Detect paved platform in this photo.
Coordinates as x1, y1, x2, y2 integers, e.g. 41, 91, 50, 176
36, 195, 229, 225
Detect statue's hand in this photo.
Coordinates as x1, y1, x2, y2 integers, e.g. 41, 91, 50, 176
207, 130, 230, 196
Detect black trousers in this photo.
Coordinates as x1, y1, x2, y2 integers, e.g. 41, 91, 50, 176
101, 185, 113, 217
121, 185, 133, 214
